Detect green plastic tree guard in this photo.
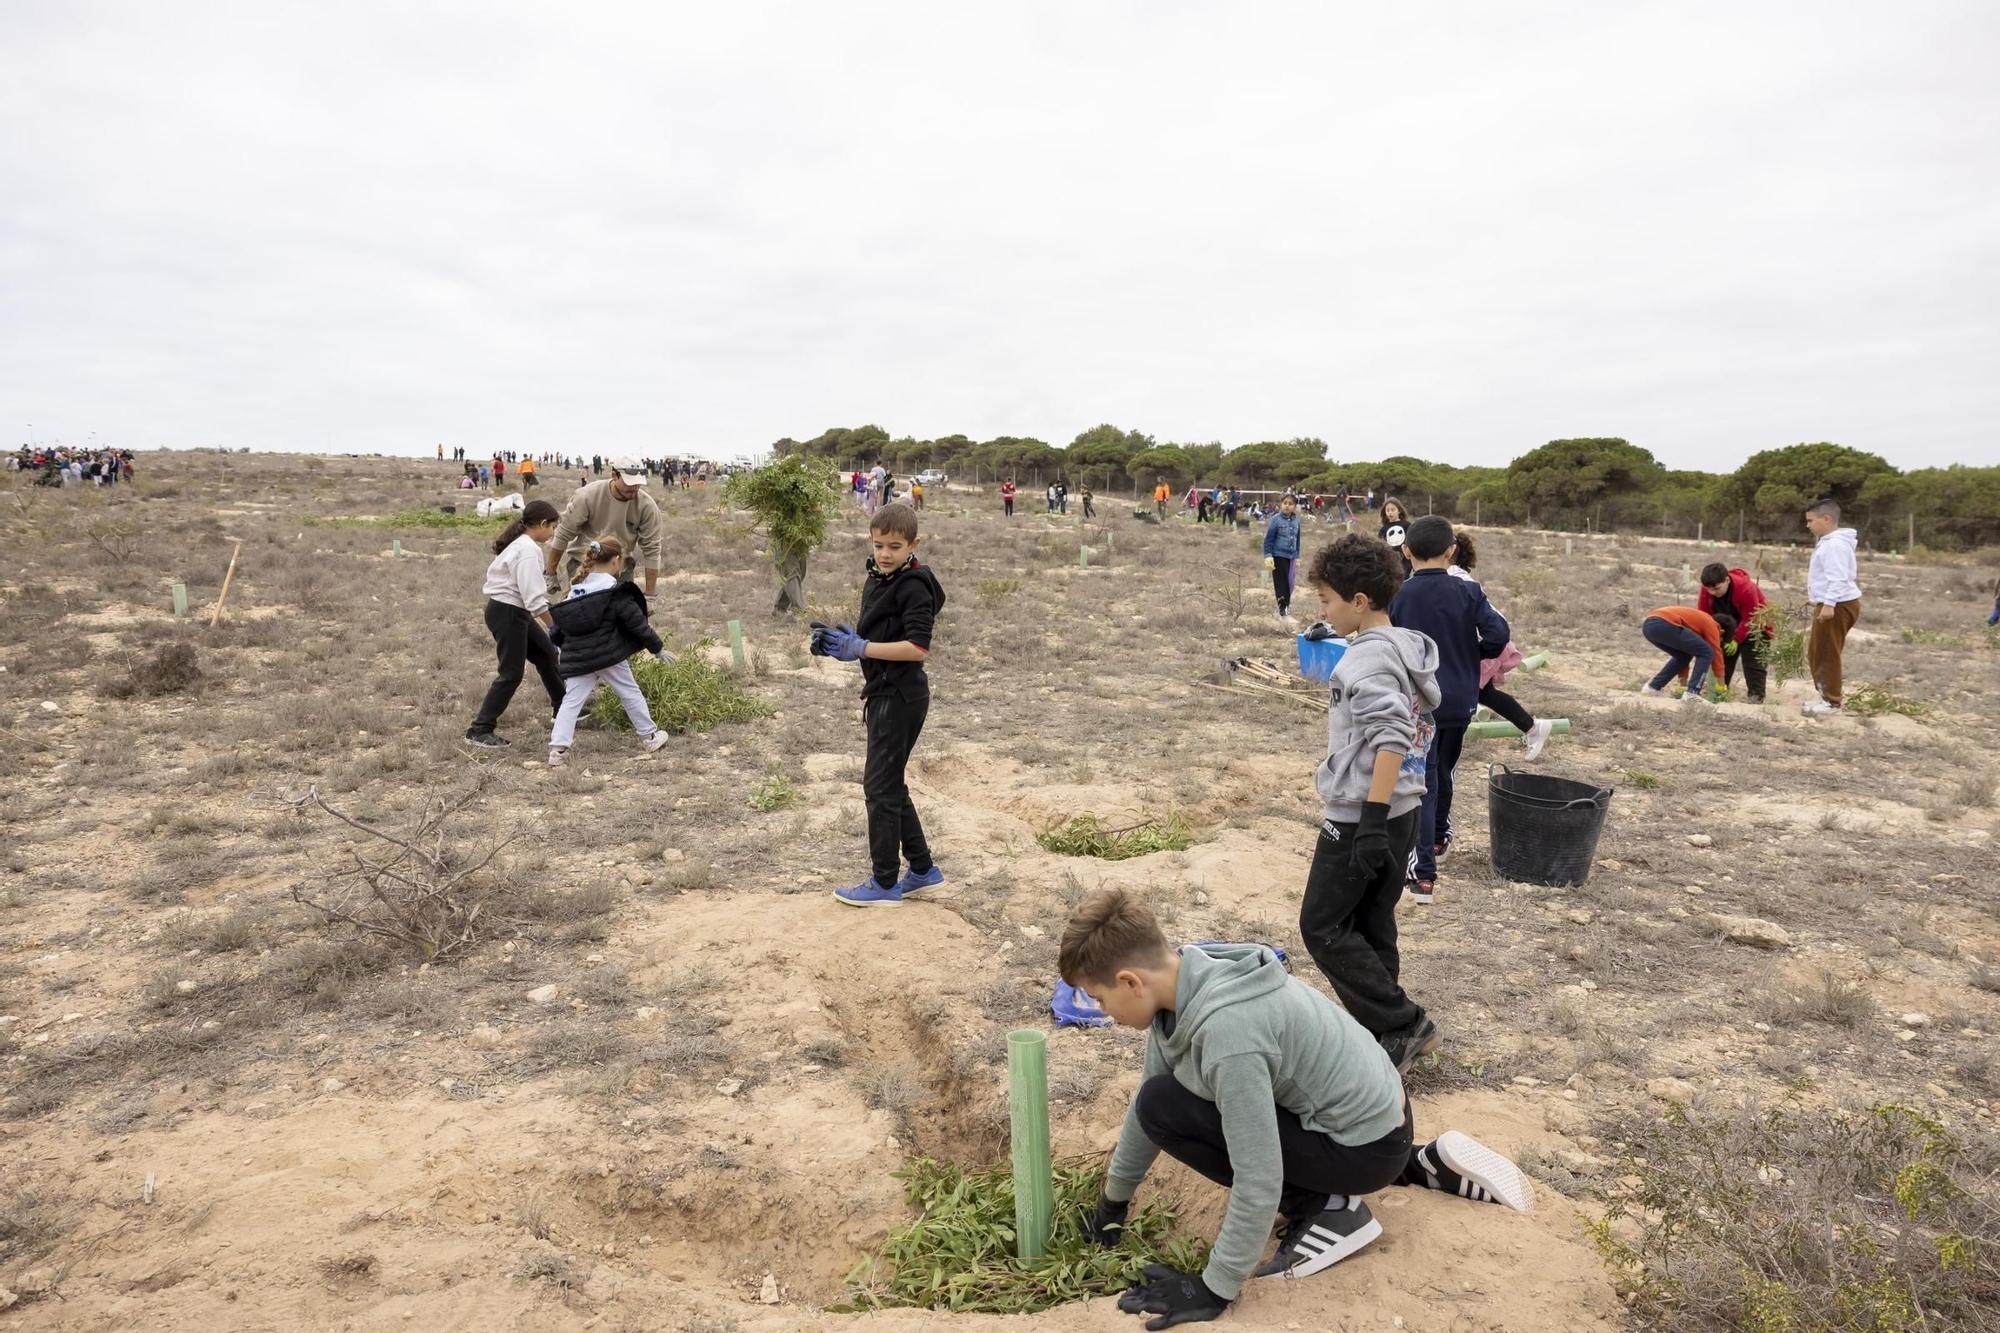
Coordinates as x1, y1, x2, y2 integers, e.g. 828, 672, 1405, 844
1008, 1029, 1054, 1260
170, 583, 188, 619
1465, 718, 1570, 741
1518, 651, 1551, 671
728, 618, 746, 670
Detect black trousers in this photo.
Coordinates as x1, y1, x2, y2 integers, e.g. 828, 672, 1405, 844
1082, 498, 1094, 517
863, 691, 933, 886
1300, 812, 1424, 1036
1477, 683, 1534, 732
1724, 637, 1768, 701
1270, 557, 1294, 614
1136, 1074, 1416, 1220
1003, 498, 1013, 516
470, 600, 563, 734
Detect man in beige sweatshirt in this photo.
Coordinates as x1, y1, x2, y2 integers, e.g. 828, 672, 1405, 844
544, 459, 664, 594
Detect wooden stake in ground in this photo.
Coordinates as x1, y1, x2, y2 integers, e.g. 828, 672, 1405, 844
209, 539, 243, 627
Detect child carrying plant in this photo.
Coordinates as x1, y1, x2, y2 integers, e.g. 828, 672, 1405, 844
1301, 534, 1444, 1072
1064, 888, 1529, 1325
1261, 494, 1302, 625
466, 498, 565, 750
816, 502, 949, 907
1448, 530, 1553, 759
546, 538, 671, 767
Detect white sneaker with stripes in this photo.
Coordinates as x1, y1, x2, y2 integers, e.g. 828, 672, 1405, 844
1252, 1197, 1382, 1280
1413, 1130, 1534, 1212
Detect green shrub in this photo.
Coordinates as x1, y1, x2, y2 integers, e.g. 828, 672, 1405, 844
749, 771, 801, 812
838, 1157, 1208, 1315
1037, 812, 1193, 860
1745, 603, 1808, 689
1844, 683, 1937, 719
310, 508, 496, 531
1624, 769, 1662, 790
1588, 1100, 1999, 1331
587, 649, 774, 735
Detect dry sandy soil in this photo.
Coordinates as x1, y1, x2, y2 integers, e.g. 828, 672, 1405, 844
3, 453, 1997, 1331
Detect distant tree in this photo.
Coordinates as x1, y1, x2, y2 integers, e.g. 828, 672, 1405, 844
1126, 445, 1193, 488
796, 425, 892, 467
1504, 438, 1662, 526
1717, 443, 1896, 530
1066, 423, 1155, 476
1175, 442, 1226, 479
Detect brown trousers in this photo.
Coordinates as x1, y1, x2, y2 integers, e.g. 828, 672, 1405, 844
1807, 597, 1862, 705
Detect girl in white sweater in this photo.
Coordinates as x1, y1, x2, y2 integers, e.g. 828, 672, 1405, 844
465, 499, 564, 749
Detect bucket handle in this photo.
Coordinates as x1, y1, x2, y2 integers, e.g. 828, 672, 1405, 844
1489, 763, 1610, 811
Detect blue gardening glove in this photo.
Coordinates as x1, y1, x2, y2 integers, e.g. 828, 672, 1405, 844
822, 624, 866, 663
1351, 800, 1394, 882
1118, 1267, 1228, 1329
1080, 1194, 1129, 1246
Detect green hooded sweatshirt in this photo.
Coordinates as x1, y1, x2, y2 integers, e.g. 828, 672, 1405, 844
1101, 943, 1405, 1299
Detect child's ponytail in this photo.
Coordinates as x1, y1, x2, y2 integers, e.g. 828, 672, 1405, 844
586, 536, 626, 566
493, 498, 562, 554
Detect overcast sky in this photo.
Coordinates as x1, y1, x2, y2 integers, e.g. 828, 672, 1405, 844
4, 2, 1996, 469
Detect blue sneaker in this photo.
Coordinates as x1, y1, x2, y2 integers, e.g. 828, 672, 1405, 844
833, 876, 904, 908
896, 865, 944, 896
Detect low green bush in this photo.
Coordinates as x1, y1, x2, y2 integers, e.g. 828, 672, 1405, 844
838, 1156, 1208, 1315
587, 649, 773, 735
1037, 812, 1193, 860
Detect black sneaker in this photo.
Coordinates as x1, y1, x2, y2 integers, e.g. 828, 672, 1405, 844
1408, 1131, 1533, 1212
1380, 1016, 1440, 1075
463, 731, 510, 749
1433, 830, 1455, 863
1253, 1198, 1382, 1279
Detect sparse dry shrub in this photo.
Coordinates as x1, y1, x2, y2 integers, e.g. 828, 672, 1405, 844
1589, 1099, 2000, 1331
286, 784, 507, 961
105, 641, 203, 700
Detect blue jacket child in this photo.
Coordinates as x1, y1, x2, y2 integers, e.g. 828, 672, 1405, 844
1262, 509, 1301, 560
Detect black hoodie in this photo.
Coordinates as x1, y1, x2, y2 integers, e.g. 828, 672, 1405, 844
548, 580, 664, 678
857, 558, 946, 702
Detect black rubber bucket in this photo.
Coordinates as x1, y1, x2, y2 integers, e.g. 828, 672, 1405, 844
1487, 764, 1613, 887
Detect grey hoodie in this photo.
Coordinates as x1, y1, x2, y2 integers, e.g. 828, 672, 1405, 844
1102, 944, 1406, 1300
1315, 626, 1440, 823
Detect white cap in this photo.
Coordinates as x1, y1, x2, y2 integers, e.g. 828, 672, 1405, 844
612, 458, 646, 485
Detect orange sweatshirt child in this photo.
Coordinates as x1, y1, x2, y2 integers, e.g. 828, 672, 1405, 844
1645, 606, 1723, 684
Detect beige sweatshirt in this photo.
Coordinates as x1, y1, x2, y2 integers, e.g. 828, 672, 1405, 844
550, 481, 664, 572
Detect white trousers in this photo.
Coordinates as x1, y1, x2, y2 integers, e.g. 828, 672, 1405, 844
550, 661, 657, 748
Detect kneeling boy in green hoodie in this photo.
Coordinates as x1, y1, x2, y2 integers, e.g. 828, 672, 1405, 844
1063, 888, 1530, 1328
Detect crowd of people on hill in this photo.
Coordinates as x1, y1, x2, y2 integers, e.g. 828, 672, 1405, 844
445, 448, 736, 493
8, 445, 134, 487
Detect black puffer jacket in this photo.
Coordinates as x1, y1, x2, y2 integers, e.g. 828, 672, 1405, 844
548, 581, 664, 677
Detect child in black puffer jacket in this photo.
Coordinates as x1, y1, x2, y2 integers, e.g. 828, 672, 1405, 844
546, 538, 670, 766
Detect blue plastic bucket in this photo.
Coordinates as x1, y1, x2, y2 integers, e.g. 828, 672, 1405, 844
1296, 635, 1347, 681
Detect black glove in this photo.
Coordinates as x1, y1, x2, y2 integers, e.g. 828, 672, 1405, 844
1351, 800, 1394, 882
1080, 1194, 1129, 1246
807, 621, 831, 656
1118, 1266, 1229, 1329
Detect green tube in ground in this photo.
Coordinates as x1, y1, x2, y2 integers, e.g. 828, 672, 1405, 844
1518, 650, 1551, 671
1465, 718, 1571, 741
1007, 1028, 1053, 1260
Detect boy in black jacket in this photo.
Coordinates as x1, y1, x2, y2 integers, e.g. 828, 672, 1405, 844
1388, 517, 1508, 905
818, 503, 949, 907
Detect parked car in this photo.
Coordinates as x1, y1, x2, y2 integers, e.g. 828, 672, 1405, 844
915, 469, 948, 487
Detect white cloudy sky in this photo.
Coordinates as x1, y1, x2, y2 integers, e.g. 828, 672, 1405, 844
4, 2, 1996, 468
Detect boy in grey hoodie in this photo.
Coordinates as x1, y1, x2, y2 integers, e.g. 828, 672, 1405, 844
1300, 535, 1442, 1073
1061, 888, 1531, 1327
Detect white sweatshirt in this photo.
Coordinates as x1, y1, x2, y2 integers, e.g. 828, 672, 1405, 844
1807, 527, 1861, 605
482, 534, 550, 614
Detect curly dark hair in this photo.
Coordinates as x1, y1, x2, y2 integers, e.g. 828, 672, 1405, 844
1305, 533, 1404, 611
1452, 529, 1477, 572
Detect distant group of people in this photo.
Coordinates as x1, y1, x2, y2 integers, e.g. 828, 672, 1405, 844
445, 447, 730, 495
9, 445, 133, 487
